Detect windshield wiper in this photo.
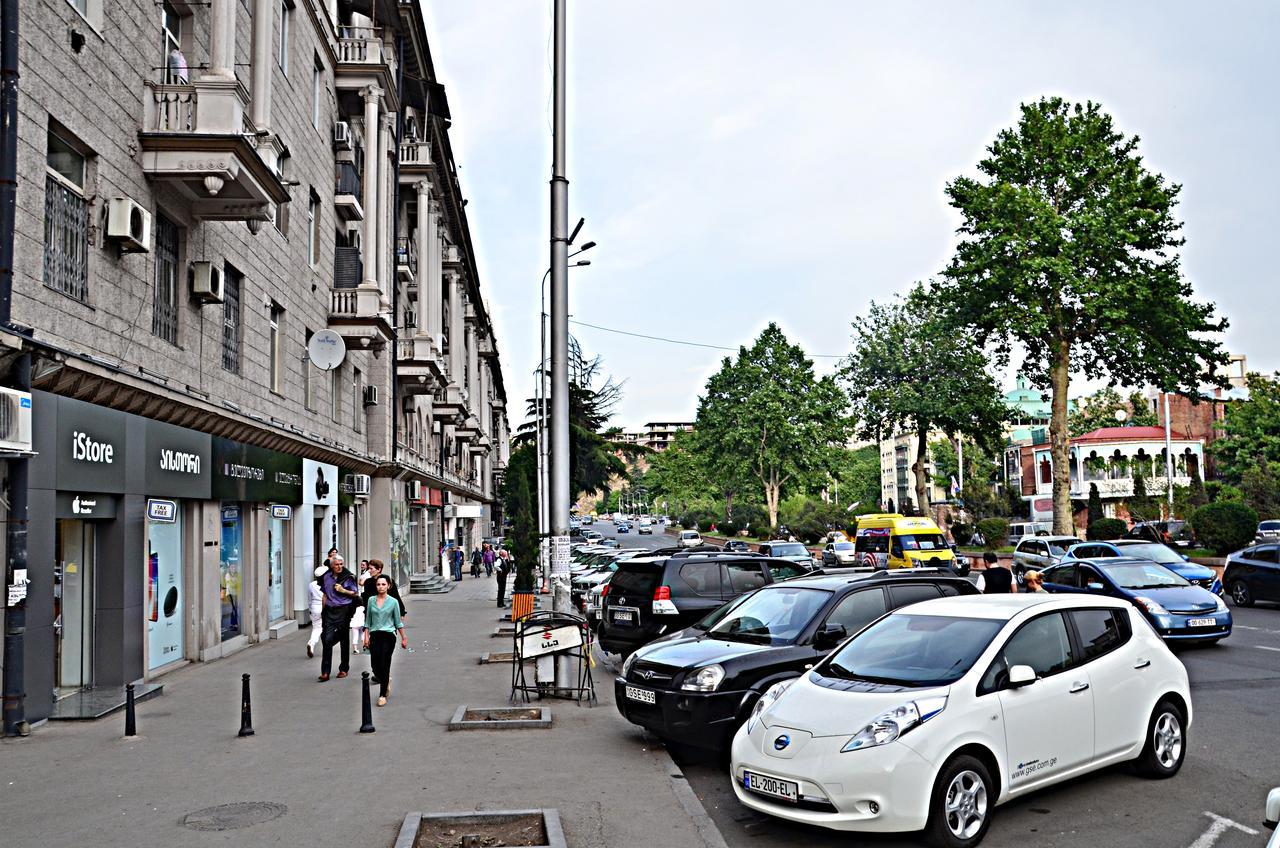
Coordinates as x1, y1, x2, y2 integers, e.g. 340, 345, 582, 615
714, 630, 771, 644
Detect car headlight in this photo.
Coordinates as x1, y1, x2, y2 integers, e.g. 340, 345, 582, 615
840, 696, 947, 752
1214, 594, 1229, 613
621, 652, 639, 677
681, 664, 725, 693
746, 679, 794, 734
1133, 596, 1169, 616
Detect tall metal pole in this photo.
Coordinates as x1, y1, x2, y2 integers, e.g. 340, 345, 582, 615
1163, 392, 1174, 517
548, 0, 572, 677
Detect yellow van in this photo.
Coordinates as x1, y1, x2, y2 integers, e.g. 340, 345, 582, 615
853, 514, 956, 570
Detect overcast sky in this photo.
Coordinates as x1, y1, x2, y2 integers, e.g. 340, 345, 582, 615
424, 1, 1277, 430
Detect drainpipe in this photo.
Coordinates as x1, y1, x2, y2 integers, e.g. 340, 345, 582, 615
1, 0, 31, 737
390, 33, 403, 464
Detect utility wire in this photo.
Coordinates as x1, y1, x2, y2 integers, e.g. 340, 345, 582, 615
568, 319, 844, 359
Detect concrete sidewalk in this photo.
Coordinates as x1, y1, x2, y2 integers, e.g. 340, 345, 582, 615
0, 577, 727, 848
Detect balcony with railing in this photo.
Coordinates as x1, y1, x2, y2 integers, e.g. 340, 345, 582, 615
396, 335, 446, 393
140, 72, 288, 221
334, 162, 364, 221
400, 140, 431, 173
396, 236, 417, 282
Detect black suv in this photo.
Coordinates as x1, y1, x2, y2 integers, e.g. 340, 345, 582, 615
597, 553, 812, 657
614, 569, 978, 751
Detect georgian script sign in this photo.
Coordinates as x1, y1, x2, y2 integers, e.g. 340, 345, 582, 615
519, 623, 584, 659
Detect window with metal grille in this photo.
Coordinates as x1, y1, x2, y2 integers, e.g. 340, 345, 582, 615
268, 303, 284, 392
44, 127, 90, 303
303, 328, 316, 410
221, 265, 242, 373
352, 367, 362, 432
152, 214, 180, 343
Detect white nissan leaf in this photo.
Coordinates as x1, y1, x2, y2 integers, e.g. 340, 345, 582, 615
730, 594, 1191, 847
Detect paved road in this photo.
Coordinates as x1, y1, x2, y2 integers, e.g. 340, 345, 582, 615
589, 522, 1280, 848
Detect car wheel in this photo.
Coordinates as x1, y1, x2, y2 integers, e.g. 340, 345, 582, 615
1134, 699, 1186, 779
1229, 580, 1254, 608
924, 754, 993, 848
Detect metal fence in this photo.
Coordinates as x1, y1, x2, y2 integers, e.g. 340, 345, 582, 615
43, 175, 89, 301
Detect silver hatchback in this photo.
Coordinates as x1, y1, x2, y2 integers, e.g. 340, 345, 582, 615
1012, 535, 1079, 584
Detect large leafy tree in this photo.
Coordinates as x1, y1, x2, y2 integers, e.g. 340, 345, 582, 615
934, 97, 1227, 534
828, 445, 882, 509
842, 286, 1007, 514
500, 443, 539, 591
1212, 373, 1280, 483
696, 324, 850, 529
1068, 387, 1158, 437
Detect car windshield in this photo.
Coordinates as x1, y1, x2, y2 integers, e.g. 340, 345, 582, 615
1261, 521, 1280, 531
899, 533, 947, 551
704, 587, 830, 645
833, 542, 854, 551
681, 532, 698, 539
770, 543, 807, 556
1101, 562, 1189, 589
822, 614, 1003, 687
1118, 543, 1182, 564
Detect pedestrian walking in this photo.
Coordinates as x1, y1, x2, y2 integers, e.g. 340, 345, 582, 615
495, 548, 512, 608
363, 575, 407, 707
981, 551, 1016, 594
470, 546, 483, 578
306, 565, 326, 658
318, 554, 359, 681
453, 546, 465, 581
483, 543, 496, 577
1024, 570, 1048, 593
350, 560, 371, 654
361, 559, 406, 617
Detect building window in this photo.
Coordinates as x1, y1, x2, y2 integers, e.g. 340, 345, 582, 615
43, 129, 90, 302
268, 303, 284, 393
221, 265, 242, 373
330, 364, 342, 422
312, 54, 322, 128
152, 214, 180, 344
273, 153, 290, 235
162, 0, 187, 83
278, 0, 291, 75
1038, 456, 1052, 486
307, 190, 319, 266
303, 329, 316, 410
352, 367, 362, 432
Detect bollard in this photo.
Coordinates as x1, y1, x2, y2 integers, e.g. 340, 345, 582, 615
359, 672, 376, 733
124, 683, 137, 737
237, 673, 255, 737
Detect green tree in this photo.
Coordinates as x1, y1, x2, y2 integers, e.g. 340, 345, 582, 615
697, 324, 851, 529
1128, 470, 1156, 522
828, 445, 882, 509
1212, 373, 1280, 483
1069, 387, 1159, 437
500, 443, 539, 591
934, 97, 1228, 535
1087, 483, 1104, 526
1189, 470, 1209, 509
1241, 462, 1280, 520
842, 286, 1007, 515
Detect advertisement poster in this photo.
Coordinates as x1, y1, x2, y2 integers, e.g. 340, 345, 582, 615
146, 514, 184, 670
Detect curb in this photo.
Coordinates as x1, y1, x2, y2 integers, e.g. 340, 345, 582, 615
651, 738, 731, 848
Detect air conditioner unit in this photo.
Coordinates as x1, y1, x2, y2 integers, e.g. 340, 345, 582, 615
406, 480, 423, 501
106, 197, 152, 252
189, 261, 225, 303
0, 387, 33, 453
350, 473, 371, 496
362, 385, 379, 407
333, 121, 352, 150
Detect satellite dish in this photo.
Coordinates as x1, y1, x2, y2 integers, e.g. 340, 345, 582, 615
307, 330, 347, 371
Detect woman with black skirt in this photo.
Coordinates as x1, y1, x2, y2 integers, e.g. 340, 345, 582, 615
362, 575, 407, 706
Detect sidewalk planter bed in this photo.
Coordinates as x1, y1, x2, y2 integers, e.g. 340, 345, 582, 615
395, 809, 566, 848
477, 651, 517, 664
492, 626, 516, 638
447, 705, 551, 731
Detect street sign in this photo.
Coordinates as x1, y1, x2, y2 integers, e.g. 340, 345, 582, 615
519, 623, 583, 659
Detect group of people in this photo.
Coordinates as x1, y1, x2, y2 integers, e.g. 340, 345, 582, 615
446, 541, 506, 581
978, 551, 1047, 593
306, 550, 407, 706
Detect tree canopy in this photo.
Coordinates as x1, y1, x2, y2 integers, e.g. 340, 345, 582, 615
1069, 387, 1159, 438
1212, 373, 1280, 484
696, 324, 850, 529
933, 97, 1227, 533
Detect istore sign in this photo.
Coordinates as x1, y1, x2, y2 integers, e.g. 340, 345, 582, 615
54, 395, 127, 493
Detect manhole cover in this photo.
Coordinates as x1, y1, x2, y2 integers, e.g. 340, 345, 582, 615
181, 802, 287, 831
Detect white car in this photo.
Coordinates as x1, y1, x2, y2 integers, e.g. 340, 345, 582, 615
730, 594, 1190, 847
678, 530, 702, 548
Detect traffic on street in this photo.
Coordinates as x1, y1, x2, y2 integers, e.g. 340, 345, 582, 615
579, 520, 1280, 848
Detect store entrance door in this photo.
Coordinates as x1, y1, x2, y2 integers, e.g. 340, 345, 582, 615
55, 519, 96, 697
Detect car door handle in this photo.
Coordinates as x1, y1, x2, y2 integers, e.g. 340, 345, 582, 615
1134, 658, 1151, 669
1069, 681, 1090, 693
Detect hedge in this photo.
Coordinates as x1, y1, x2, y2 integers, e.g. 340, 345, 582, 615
975, 518, 1009, 549
1087, 518, 1127, 541
1190, 502, 1259, 556
951, 522, 975, 546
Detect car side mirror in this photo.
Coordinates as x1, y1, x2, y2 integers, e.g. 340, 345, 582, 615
1181, 554, 1190, 561
815, 623, 847, 650
1087, 582, 1105, 591
1008, 665, 1037, 688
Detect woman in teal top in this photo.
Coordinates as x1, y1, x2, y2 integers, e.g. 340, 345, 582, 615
362, 576, 407, 706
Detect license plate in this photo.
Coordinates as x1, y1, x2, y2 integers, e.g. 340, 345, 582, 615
611, 607, 637, 624
743, 770, 799, 803
625, 685, 656, 704
1187, 618, 1216, 627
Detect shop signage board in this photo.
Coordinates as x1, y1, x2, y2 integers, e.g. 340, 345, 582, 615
302, 459, 338, 507
428, 487, 444, 507
211, 438, 304, 503
519, 623, 584, 659
270, 504, 293, 520
56, 493, 117, 519
147, 498, 178, 523
53, 395, 127, 493
143, 419, 212, 499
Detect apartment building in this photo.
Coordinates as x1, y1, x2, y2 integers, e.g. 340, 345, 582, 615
0, 0, 509, 723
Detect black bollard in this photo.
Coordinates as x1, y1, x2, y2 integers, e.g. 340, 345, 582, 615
237, 673, 254, 737
359, 671, 376, 733
124, 683, 136, 737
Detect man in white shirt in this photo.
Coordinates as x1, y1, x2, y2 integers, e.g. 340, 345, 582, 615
306, 565, 325, 658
